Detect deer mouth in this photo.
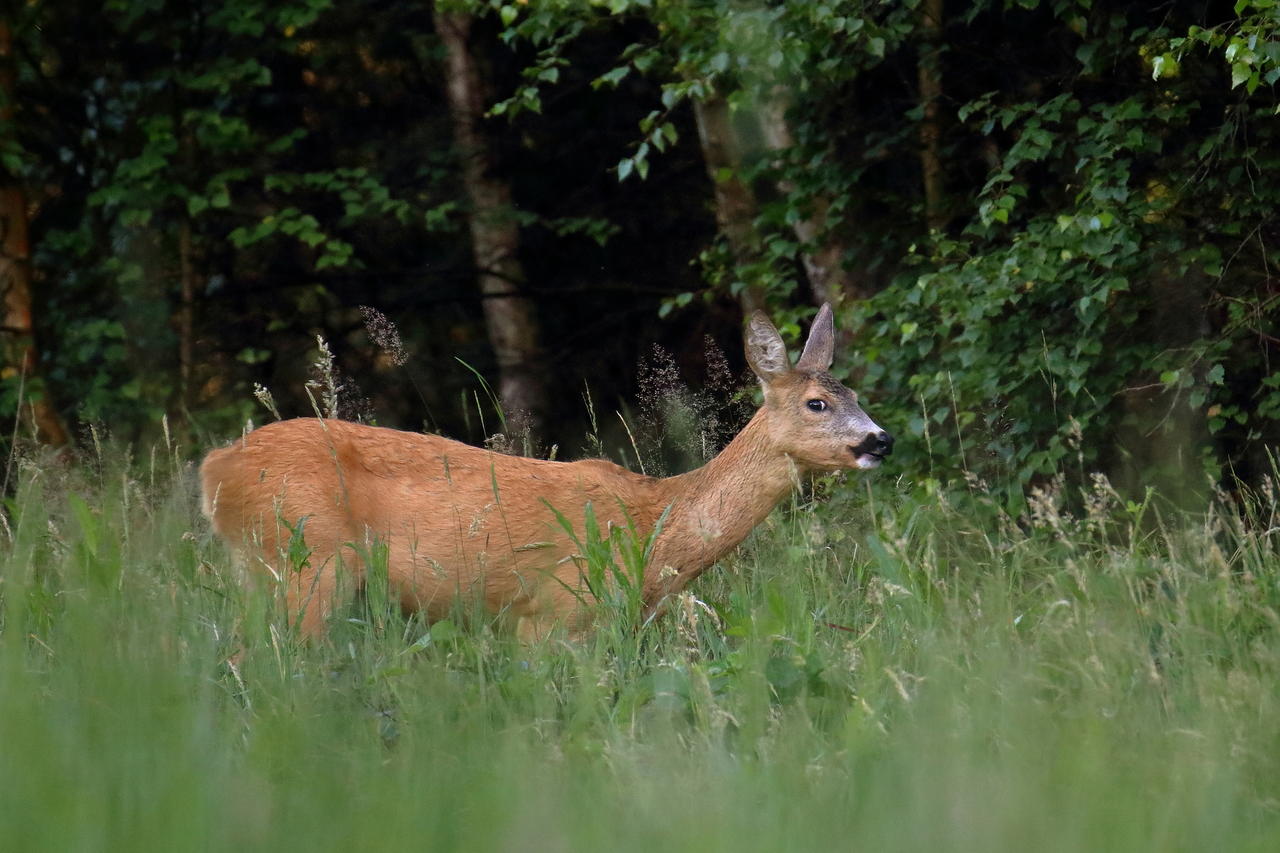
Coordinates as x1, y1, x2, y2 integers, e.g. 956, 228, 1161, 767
849, 447, 885, 469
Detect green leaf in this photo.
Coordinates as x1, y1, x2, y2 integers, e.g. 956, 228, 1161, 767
428, 619, 459, 643
594, 65, 630, 89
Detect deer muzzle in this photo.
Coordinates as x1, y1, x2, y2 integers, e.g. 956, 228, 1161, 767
850, 430, 894, 469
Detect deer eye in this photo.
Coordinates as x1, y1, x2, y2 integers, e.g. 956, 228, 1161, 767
806, 399, 828, 412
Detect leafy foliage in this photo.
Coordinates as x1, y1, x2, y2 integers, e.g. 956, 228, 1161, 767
853, 1, 1280, 502
473, 0, 1278, 501
3, 0, 1279, 501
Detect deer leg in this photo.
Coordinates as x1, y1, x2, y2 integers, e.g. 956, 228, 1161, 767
515, 592, 596, 644
515, 614, 552, 643
515, 613, 593, 643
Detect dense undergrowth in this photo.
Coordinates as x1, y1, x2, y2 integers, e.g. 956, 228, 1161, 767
1, 437, 1279, 851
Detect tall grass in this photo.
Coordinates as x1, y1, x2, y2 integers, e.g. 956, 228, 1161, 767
1, 439, 1278, 852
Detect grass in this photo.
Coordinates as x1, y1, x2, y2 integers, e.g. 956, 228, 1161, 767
1, 440, 1279, 852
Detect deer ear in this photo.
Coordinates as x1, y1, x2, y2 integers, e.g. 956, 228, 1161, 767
795, 303, 835, 372
745, 311, 791, 384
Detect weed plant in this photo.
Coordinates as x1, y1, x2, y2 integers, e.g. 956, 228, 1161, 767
1, 430, 1279, 851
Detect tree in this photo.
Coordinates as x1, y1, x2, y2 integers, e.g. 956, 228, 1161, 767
691, 93, 765, 315
916, 0, 946, 232
757, 87, 870, 309
0, 20, 69, 448
434, 4, 548, 440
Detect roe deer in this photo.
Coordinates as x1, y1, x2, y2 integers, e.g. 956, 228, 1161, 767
200, 304, 892, 640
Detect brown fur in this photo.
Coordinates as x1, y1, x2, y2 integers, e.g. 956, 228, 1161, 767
199, 305, 890, 639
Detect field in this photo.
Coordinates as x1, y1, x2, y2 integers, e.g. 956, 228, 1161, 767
2, 438, 1279, 852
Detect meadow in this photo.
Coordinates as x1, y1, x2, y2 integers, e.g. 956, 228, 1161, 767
1, 431, 1279, 852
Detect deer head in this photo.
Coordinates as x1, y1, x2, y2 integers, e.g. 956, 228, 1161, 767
745, 303, 893, 471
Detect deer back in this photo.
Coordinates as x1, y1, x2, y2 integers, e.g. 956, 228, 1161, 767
201, 418, 665, 623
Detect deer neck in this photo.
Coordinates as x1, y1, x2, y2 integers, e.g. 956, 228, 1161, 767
645, 408, 798, 598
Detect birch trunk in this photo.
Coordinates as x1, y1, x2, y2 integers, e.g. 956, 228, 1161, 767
692, 94, 765, 315
434, 7, 548, 438
917, 0, 947, 232
757, 90, 871, 307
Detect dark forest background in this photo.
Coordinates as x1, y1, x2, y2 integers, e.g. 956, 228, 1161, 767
1, 0, 1277, 510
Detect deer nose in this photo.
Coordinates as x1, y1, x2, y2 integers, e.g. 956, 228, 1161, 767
874, 431, 894, 456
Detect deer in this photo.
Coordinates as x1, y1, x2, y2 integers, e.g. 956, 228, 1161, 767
200, 304, 893, 641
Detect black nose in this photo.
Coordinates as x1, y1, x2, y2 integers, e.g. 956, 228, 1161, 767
874, 431, 894, 456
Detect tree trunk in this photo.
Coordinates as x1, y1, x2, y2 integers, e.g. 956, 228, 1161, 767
177, 215, 196, 412
175, 125, 199, 416
0, 21, 69, 448
917, 0, 947, 232
757, 89, 872, 307
434, 6, 547, 439
692, 93, 765, 315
